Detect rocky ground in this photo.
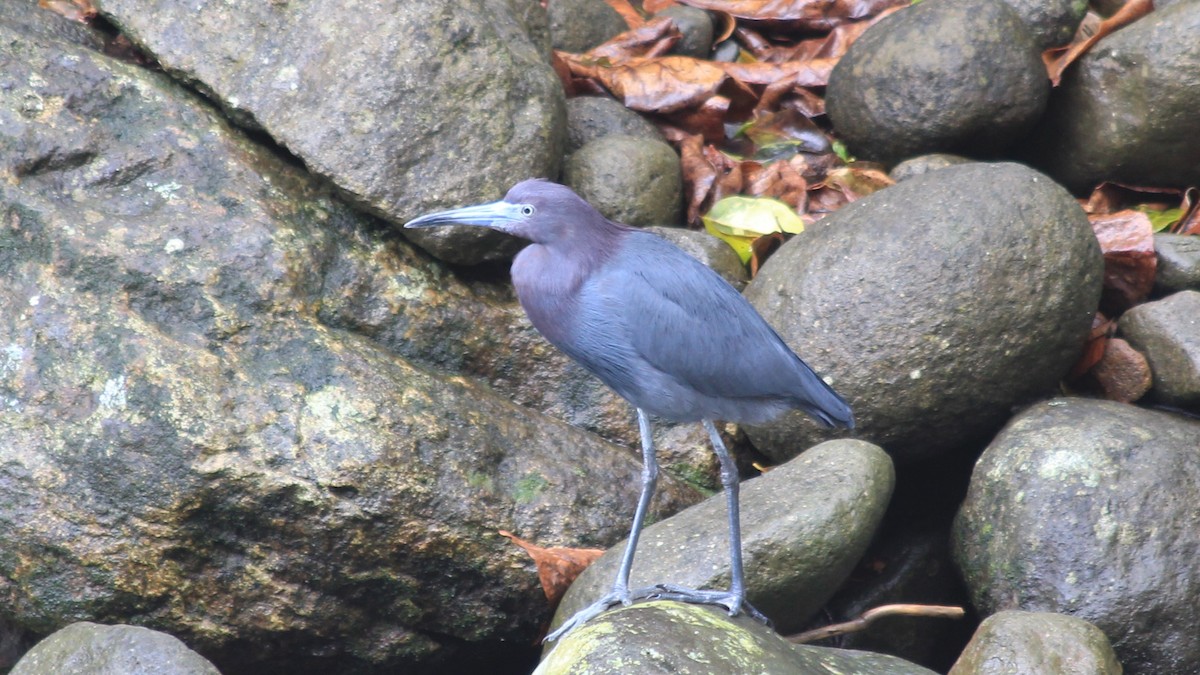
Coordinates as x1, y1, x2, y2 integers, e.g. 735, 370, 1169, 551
1, 0, 1198, 674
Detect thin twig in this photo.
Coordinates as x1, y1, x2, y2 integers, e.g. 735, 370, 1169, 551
786, 604, 965, 643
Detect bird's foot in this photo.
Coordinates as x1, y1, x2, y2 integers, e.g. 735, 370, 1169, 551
543, 585, 666, 643
647, 584, 771, 625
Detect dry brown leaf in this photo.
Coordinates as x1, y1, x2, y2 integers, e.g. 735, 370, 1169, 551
603, 0, 647, 28
560, 53, 757, 114
1043, 0, 1154, 86
819, 165, 894, 202
1090, 209, 1157, 313
499, 530, 603, 606
39, 0, 95, 21
674, 0, 909, 31
585, 16, 681, 62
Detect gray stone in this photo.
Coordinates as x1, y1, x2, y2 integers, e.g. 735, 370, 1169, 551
953, 398, 1200, 675
93, 0, 566, 265
537, 601, 937, 675
11, 623, 220, 675
949, 611, 1122, 675
0, 21, 699, 672
550, 440, 895, 637
566, 96, 662, 154
889, 153, 972, 182
656, 5, 714, 59
744, 163, 1102, 463
547, 0, 626, 52
1000, 0, 1088, 50
1119, 290, 1200, 410
564, 134, 683, 227
1154, 233, 1200, 293
645, 226, 749, 291
1027, 1, 1200, 192
826, 0, 1048, 165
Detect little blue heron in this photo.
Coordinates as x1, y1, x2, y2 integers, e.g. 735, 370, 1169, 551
406, 179, 854, 641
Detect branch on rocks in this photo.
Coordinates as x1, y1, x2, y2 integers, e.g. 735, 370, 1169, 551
785, 604, 965, 644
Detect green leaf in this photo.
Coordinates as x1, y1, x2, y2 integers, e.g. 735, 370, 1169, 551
832, 139, 854, 163
1136, 205, 1182, 233
701, 195, 805, 263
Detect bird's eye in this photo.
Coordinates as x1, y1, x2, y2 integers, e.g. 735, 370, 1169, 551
520, 205, 535, 217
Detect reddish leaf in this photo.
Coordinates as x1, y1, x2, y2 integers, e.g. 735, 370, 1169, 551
1090, 210, 1156, 313
1175, 188, 1200, 235
1068, 312, 1116, 380
1043, 0, 1153, 86
499, 530, 603, 606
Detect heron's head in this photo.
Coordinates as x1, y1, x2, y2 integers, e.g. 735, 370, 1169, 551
405, 179, 610, 245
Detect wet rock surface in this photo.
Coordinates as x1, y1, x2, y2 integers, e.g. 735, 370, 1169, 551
0, 13, 698, 673
94, 0, 566, 265
744, 162, 1103, 463
537, 601, 938, 675
826, 0, 1048, 165
550, 440, 895, 637
953, 398, 1200, 674
11, 623, 221, 675
1027, 1, 1200, 192
948, 611, 1122, 675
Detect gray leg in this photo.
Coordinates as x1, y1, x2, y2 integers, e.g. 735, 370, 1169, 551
544, 408, 659, 642
705, 419, 745, 604
614, 407, 658, 594
646, 421, 767, 624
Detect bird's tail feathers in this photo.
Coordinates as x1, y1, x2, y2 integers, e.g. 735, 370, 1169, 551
794, 368, 855, 430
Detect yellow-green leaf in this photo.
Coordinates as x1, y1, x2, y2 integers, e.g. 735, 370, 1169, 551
1136, 205, 1183, 233
702, 195, 804, 264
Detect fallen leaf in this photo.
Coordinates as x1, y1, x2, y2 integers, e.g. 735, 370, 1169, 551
703, 195, 806, 263
817, 165, 894, 202
39, 0, 95, 21
1068, 312, 1115, 380
603, 0, 646, 28
559, 53, 757, 114
586, 16, 681, 62
1043, 0, 1154, 86
499, 530, 604, 606
673, 0, 910, 31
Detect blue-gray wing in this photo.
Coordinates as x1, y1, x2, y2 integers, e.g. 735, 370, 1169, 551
580, 231, 851, 426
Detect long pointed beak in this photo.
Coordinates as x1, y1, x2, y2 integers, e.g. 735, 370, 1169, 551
404, 200, 525, 233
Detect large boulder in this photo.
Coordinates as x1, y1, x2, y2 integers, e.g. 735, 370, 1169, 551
550, 440, 895, 636
93, 0, 566, 264
743, 163, 1103, 463
0, 15, 697, 673
1027, 1, 1200, 192
537, 602, 937, 675
11, 623, 219, 675
953, 398, 1200, 674
826, 0, 1048, 165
